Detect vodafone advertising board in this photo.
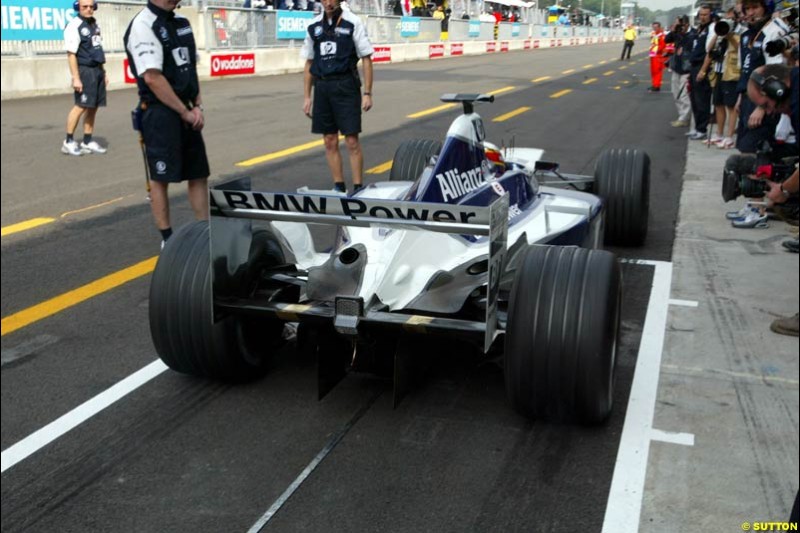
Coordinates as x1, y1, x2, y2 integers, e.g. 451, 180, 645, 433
500, 41, 509, 52
450, 42, 463, 56
428, 43, 444, 59
373, 46, 392, 63
123, 59, 136, 84
486, 41, 496, 53
211, 54, 256, 77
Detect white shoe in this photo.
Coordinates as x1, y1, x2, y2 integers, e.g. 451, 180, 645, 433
80, 141, 107, 154
61, 140, 82, 156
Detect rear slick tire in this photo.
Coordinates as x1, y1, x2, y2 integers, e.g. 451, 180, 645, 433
504, 245, 621, 424
149, 221, 284, 381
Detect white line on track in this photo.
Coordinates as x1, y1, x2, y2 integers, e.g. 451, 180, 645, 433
668, 298, 698, 307
651, 428, 695, 446
602, 259, 673, 533
1, 359, 167, 473
247, 391, 382, 533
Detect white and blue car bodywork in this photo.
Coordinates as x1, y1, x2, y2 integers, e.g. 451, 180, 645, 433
150, 94, 650, 423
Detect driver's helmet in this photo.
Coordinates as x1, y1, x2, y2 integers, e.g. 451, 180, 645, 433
484, 142, 506, 175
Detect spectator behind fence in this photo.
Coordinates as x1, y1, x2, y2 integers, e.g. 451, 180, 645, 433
62, 0, 108, 157
124, 0, 210, 250
301, 0, 374, 195
665, 15, 693, 127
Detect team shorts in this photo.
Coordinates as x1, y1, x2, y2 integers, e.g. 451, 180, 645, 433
74, 65, 107, 108
311, 75, 362, 136
712, 80, 738, 108
141, 103, 210, 184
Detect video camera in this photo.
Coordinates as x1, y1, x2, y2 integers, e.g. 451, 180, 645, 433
765, 5, 798, 56
722, 143, 797, 202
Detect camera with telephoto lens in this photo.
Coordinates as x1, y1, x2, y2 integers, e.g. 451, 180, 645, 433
765, 7, 798, 55
722, 143, 797, 202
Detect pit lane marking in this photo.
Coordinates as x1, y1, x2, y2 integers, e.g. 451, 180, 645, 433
492, 106, 532, 122
531, 76, 551, 83
603, 259, 677, 533
603, 70, 615, 76
236, 135, 344, 167
366, 160, 393, 174
1, 197, 127, 238
549, 89, 572, 98
650, 428, 695, 446
1, 218, 55, 237
486, 86, 516, 96
668, 298, 698, 307
583, 78, 598, 85
582, 64, 594, 69
1, 257, 157, 337
407, 103, 458, 118
561, 69, 575, 74
1, 359, 168, 473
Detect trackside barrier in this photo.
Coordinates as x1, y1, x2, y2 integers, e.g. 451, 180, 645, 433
0, 3, 623, 99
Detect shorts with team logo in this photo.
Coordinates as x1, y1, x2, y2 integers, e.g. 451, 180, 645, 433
74, 65, 107, 108
142, 103, 210, 184
311, 74, 362, 135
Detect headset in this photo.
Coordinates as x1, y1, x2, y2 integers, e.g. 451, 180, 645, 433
750, 70, 789, 102
73, 0, 99, 12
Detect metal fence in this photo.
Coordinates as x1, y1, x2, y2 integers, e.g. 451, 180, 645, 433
2, 0, 617, 56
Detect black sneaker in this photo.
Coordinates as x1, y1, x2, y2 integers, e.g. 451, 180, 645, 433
647, 86, 661, 92
332, 182, 346, 193
352, 184, 365, 195
782, 238, 799, 253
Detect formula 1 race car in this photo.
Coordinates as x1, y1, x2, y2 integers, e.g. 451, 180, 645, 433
149, 94, 650, 425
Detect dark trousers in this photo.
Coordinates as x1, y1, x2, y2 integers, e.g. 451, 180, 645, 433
736, 93, 780, 153
689, 66, 711, 133
621, 40, 633, 59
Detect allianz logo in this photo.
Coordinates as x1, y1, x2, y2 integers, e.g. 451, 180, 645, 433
435, 165, 485, 202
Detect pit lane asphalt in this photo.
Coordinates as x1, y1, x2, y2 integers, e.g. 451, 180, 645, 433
2, 43, 685, 532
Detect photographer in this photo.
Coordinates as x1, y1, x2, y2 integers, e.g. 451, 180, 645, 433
687, 5, 714, 140
696, 7, 741, 147
735, 0, 791, 153
665, 15, 693, 127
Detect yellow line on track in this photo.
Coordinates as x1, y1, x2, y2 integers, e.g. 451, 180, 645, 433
60, 196, 127, 218
531, 76, 551, 83
1, 256, 158, 337
407, 103, 457, 118
619, 65, 628, 70
486, 86, 516, 96
561, 69, 575, 74
366, 160, 393, 174
236, 136, 343, 167
1, 218, 55, 237
583, 78, 598, 85
603, 70, 615, 76
599, 60, 607, 64
492, 106, 532, 122
582, 64, 594, 69
549, 89, 572, 98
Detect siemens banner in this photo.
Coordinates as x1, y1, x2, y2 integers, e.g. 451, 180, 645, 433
468, 20, 481, 37
276, 10, 314, 39
400, 16, 420, 37
2, 0, 77, 40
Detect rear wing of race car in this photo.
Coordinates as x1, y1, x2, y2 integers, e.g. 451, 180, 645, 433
209, 178, 509, 354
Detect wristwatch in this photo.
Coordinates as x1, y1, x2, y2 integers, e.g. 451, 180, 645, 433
780, 184, 790, 198
196, 104, 205, 112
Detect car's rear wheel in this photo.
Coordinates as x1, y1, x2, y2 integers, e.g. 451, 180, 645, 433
390, 139, 442, 182
504, 245, 621, 424
594, 148, 650, 246
149, 221, 285, 381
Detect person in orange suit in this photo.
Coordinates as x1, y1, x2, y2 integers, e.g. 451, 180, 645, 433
648, 21, 667, 91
